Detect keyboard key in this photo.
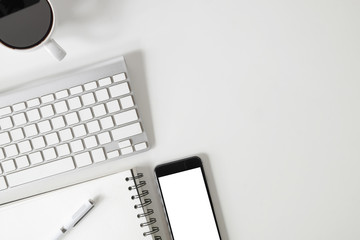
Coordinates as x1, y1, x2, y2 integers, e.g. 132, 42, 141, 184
43, 148, 57, 161
56, 144, 70, 157
91, 148, 106, 162
32, 136, 46, 149
111, 122, 142, 141
0, 148, 5, 160
4, 145, 19, 158
86, 120, 100, 134
95, 89, 110, 102
41, 94, 55, 103
109, 83, 130, 97
29, 151, 43, 164
15, 156, 29, 169
120, 146, 133, 155
55, 90, 69, 99
113, 73, 127, 82
59, 129, 73, 141
97, 132, 111, 144
0, 177, 7, 190
107, 150, 119, 159
70, 140, 84, 153
69, 85, 83, 95
51, 116, 66, 129
100, 116, 114, 129
84, 81, 97, 91
84, 136, 97, 148
79, 108, 93, 121
134, 142, 148, 151
37, 120, 52, 133
18, 140, 32, 153
72, 124, 87, 138
7, 157, 75, 187
45, 132, 60, 145
0, 132, 11, 145
54, 101, 68, 114
27, 109, 41, 122
113, 109, 138, 125
92, 104, 107, 117
0, 117, 13, 130
120, 96, 134, 109
24, 124, 38, 137
67, 97, 82, 110
106, 100, 121, 113
12, 113, 27, 126
81, 93, 96, 106
0, 106, 11, 116
118, 139, 131, 149
2, 160, 16, 172
13, 102, 26, 112
40, 105, 55, 118
65, 112, 79, 125
10, 128, 25, 141
98, 77, 112, 86
27, 98, 40, 107
74, 152, 92, 167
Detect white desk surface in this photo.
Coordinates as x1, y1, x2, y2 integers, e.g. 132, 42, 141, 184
1, 0, 360, 239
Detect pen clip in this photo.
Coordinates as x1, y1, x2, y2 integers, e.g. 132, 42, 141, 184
72, 202, 94, 227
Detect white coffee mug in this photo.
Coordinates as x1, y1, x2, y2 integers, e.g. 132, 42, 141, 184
0, 0, 66, 61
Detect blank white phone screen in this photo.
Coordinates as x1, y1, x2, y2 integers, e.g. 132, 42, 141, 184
158, 168, 220, 240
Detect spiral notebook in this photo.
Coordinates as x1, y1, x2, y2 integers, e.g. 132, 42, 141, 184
0, 169, 163, 240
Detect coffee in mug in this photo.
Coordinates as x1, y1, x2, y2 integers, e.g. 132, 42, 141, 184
0, 0, 66, 61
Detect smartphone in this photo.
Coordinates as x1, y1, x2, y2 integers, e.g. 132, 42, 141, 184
155, 156, 221, 240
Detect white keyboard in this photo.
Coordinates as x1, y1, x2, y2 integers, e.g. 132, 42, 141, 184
0, 57, 149, 204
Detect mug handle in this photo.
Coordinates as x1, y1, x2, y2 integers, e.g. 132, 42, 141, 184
44, 38, 66, 61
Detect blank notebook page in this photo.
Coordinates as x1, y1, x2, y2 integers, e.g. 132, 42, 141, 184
0, 169, 154, 240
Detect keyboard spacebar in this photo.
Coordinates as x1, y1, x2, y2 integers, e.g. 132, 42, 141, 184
7, 158, 75, 187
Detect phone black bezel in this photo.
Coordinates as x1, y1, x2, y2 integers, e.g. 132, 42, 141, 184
155, 156, 203, 177
155, 156, 222, 240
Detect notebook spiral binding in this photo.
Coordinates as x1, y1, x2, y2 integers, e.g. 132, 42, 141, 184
126, 172, 162, 240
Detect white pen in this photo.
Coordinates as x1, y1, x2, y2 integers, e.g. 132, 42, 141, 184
53, 199, 95, 240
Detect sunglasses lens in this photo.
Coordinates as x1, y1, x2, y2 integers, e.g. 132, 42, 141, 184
0, 0, 53, 49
